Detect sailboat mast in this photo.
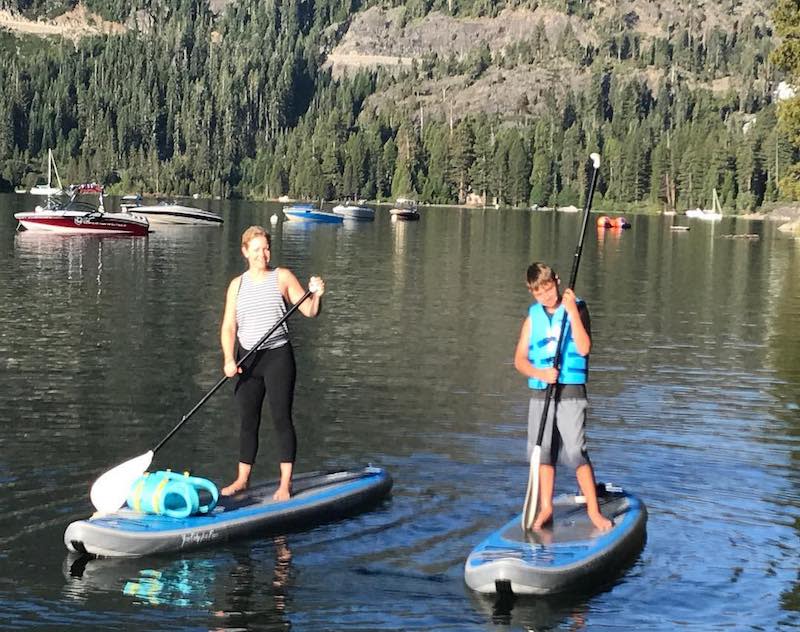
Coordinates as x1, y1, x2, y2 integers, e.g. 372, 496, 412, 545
50, 149, 63, 190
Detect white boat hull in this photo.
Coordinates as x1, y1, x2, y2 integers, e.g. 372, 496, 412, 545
686, 209, 722, 220
29, 186, 63, 196
332, 205, 375, 220
125, 204, 223, 225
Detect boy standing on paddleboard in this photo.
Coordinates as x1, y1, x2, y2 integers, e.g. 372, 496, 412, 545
513, 262, 612, 532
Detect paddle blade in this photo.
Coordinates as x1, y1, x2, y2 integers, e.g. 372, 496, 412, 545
90, 451, 154, 513
521, 446, 541, 531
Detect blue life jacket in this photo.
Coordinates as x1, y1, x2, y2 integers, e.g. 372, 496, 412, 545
527, 301, 588, 390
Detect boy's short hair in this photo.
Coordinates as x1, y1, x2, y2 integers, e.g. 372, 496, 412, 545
527, 262, 557, 289
241, 225, 271, 249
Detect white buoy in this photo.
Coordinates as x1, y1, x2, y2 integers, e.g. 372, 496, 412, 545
270, 214, 278, 225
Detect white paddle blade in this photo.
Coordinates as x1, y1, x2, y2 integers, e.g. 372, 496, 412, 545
90, 451, 154, 513
521, 446, 541, 531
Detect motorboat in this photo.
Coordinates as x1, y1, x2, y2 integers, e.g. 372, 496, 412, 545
120, 196, 223, 225
389, 198, 420, 221
332, 203, 375, 221
283, 204, 343, 223
15, 184, 149, 236
29, 149, 63, 196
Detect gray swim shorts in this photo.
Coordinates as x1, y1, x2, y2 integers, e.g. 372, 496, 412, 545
527, 390, 589, 468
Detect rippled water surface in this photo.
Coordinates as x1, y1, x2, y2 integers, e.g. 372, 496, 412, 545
1, 196, 798, 630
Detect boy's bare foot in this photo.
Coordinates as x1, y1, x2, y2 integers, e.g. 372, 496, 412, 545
589, 510, 613, 531
221, 479, 249, 496
272, 484, 292, 501
532, 506, 553, 530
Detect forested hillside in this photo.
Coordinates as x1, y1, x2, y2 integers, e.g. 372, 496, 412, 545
0, 0, 793, 212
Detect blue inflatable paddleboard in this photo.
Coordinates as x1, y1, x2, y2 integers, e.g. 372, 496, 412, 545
464, 483, 647, 595
65, 466, 391, 557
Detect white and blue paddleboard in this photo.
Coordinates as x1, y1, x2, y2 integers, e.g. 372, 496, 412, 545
65, 466, 392, 558
465, 483, 647, 595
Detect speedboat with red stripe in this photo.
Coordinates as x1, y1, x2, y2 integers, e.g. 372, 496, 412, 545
15, 184, 149, 236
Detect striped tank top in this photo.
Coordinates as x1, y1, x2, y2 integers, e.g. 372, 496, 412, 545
236, 269, 289, 351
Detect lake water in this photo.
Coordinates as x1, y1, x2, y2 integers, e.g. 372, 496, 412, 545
0, 195, 798, 630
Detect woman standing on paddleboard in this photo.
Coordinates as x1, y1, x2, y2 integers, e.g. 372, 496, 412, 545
220, 225, 325, 499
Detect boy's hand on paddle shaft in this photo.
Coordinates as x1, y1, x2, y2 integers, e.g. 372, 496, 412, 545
562, 288, 579, 317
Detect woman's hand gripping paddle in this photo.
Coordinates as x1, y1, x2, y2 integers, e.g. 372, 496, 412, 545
90, 289, 314, 513
521, 153, 601, 531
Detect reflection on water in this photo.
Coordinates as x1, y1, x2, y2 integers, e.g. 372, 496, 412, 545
211, 537, 293, 631
471, 590, 589, 631
65, 536, 294, 628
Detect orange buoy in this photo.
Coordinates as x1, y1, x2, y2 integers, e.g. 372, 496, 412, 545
597, 215, 612, 228
612, 216, 631, 229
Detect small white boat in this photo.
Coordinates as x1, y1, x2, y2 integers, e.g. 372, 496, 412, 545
29, 184, 63, 196
685, 208, 722, 220
121, 197, 223, 225
389, 198, 420, 221
332, 204, 375, 221
685, 189, 723, 221
29, 149, 63, 196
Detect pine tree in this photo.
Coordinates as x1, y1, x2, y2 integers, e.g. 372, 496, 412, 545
507, 131, 531, 207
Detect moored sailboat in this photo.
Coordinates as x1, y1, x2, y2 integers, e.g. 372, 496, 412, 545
685, 188, 723, 221
29, 149, 64, 196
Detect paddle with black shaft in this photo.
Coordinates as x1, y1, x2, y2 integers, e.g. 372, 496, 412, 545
90, 288, 314, 514
521, 153, 601, 531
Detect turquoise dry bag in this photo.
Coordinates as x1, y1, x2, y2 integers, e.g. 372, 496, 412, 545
127, 470, 219, 518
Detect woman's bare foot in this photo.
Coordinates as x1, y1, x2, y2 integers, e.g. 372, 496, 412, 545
532, 506, 553, 530
221, 479, 249, 496
272, 484, 292, 501
589, 510, 613, 531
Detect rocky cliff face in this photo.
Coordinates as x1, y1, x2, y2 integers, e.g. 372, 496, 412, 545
326, 1, 774, 120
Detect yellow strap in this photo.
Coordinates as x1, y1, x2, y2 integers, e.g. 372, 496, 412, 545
152, 477, 171, 514
131, 478, 147, 513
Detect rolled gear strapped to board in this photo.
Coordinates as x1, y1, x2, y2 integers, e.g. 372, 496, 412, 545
127, 470, 219, 518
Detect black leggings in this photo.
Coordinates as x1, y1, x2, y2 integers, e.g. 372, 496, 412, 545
234, 343, 296, 465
